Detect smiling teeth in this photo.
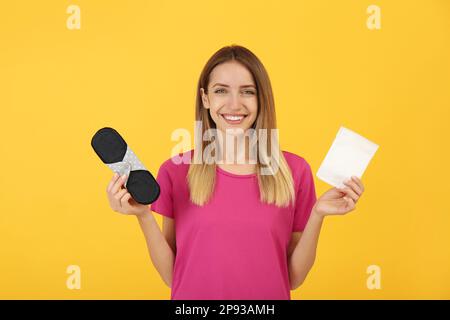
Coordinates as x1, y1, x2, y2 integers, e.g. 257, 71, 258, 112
224, 115, 244, 121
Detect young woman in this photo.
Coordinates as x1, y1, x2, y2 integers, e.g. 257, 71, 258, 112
106, 45, 365, 300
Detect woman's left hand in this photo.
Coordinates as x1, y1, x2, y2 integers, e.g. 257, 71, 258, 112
313, 176, 365, 217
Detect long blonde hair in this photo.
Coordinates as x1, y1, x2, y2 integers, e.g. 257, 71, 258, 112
187, 45, 295, 207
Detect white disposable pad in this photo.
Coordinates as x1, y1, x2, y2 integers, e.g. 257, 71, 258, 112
316, 126, 379, 188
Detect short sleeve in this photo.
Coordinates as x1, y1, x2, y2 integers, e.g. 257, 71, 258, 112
150, 161, 174, 218
292, 161, 317, 232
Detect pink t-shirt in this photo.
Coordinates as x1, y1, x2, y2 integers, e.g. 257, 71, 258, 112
150, 150, 317, 300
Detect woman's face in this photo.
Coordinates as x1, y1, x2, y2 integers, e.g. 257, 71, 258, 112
201, 61, 258, 135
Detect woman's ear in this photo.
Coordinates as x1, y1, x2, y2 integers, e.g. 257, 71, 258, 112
200, 88, 210, 109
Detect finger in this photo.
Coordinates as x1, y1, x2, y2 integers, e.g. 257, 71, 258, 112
114, 188, 128, 206
120, 193, 132, 210
111, 174, 128, 194
107, 173, 120, 193
351, 176, 365, 192
345, 197, 355, 210
339, 186, 359, 203
343, 179, 362, 196
337, 196, 354, 214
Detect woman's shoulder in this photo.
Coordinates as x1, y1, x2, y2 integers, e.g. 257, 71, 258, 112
158, 149, 194, 173
281, 150, 313, 174
281, 150, 310, 165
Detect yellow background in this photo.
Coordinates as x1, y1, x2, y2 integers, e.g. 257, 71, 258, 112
0, 0, 449, 299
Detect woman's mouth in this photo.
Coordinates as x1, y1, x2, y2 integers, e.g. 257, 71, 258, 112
220, 113, 248, 125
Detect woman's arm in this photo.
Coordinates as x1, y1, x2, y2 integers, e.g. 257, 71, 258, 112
137, 209, 175, 288
288, 175, 365, 290
106, 173, 176, 288
288, 209, 323, 290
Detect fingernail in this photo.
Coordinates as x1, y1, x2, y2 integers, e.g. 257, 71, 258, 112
122, 174, 127, 180
114, 173, 118, 178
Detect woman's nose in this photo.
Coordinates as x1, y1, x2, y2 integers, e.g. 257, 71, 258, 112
227, 92, 242, 110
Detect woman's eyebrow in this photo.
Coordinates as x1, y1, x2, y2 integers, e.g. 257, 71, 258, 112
212, 83, 256, 88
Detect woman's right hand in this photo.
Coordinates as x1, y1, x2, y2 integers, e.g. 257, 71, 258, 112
106, 173, 149, 216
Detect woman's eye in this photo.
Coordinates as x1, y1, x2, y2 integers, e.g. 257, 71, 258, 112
214, 88, 255, 95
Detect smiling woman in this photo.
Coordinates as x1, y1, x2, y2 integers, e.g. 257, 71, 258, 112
191, 46, 296, 207
150, 45, 316, 300
106, 44, 365, 300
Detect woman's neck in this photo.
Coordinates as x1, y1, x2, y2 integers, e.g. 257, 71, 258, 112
215, 132, 257, 174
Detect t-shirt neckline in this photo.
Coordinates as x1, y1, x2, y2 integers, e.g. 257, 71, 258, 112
216, 165, 257, 178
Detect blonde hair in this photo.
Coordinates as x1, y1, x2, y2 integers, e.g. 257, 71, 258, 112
188, 45, 295, 207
